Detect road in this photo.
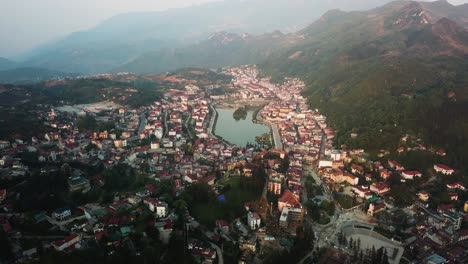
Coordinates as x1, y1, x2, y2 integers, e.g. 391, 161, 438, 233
184, 112, 194, 139
208, 104, 217, 138
255, 110, 283, 150
163, 111, 168, 137
138, 112, 147, 133
210, 242, 224, 264
269, 122, 283, 150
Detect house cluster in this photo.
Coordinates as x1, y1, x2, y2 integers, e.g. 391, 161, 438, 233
2, 67, 308, 262
315, 142, 468, 261
223, 66, 276, 100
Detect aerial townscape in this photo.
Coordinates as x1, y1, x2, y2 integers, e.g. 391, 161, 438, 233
2, 0, 468, 264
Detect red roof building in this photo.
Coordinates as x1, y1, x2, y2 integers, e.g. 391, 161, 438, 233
278, 190, 302, 212
434, 164, 455, 175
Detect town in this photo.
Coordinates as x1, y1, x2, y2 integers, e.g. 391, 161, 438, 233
1, 65, 468, 264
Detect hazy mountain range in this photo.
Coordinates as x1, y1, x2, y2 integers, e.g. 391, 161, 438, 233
2, 0, 468, 169
115, 0, 468, 168
6, 0, 396, 76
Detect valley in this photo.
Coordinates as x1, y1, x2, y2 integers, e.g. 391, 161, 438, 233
2, 1, 468, 264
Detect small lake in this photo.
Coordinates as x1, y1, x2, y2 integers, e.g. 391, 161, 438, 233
214, 108, 270, 147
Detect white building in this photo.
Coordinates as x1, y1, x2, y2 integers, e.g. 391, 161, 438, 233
247, 211, 261, 230
53, 208, 71, 221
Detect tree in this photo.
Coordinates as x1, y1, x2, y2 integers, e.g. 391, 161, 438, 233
371, 246, 377, 264
60, 163, 72, 178
77, 114, 97, 130
358, 250, 364, 263
173, 199, 188, 214
0, 230, 13, 262
382, 249, 390, 264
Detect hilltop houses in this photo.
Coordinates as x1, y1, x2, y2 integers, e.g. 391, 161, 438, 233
434, 164, 455, 175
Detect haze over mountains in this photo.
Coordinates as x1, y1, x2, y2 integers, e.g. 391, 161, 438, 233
6, 0, 397, 75
112, 0, 468, 168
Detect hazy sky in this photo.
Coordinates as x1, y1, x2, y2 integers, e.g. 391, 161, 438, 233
0, 0, 219, 57
1, 0, 467, 58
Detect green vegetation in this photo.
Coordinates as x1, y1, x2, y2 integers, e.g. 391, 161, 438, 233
0, 67, 72, 84
77, 114, 115, 131
37, 78, 162, 107
334, 194, 357, 210
116, 32, 290, 74
233, 107, 248, 121
259, 2, 468, 172
182, 176, 263, 227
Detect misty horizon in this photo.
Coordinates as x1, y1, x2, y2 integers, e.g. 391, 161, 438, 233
2, 0, 468, 58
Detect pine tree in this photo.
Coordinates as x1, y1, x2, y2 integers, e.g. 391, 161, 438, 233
348, 237, 354, 249
364, 248, 371, 264
352, 249, 358, 262
371, 246, 377, 263
358, 250, 364, 263
337, 231, 343, 245
376, 247, 384, 263
356, 238, 361, 251
382, 249, 390, 264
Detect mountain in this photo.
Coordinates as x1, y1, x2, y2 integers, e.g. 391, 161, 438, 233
0, 57, 17, 71
20, 0, 393, 74
259, 0, 468, 170
0, 67, 75, 84
114, 31, 296, 74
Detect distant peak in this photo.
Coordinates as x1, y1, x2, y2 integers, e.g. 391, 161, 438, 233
320, 9, 345, 20
433, 17, 461, 32
436, 0, 451, 5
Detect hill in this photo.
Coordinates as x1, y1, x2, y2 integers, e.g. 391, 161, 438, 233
115, 31, 296, 74
0, 67, 74, 84
259, 0, 468, 171
20, 0, 393, 74
0, 57, 17, 71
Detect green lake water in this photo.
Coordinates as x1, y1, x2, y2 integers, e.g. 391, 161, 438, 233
214, 108, 270, 147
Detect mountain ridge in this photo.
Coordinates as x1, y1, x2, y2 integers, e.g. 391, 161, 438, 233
258, 0, 468, 170
18, 0, 394, 74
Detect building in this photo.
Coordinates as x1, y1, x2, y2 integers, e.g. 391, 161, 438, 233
352, 186, 372, 199
318, 160, 333, 168
278, 190, 301, 212
53, 208, 72, 221
446, 182, 466, 191
68, 176, 90, 192
279, 206, 305, 236
268, 175, 282, 195
215, 220, 230, 233
0, 189, 6, 203
370, 182, 390, 195
388, 160, 404, 171
433, 164, 454, 175
401, 171, 422, 180
350, 164, 364, 175
417, 191, 430, 202
423, 253, 447, 264
52, 234, 81, 251
247, 211, 261, 230
143, 198, 168, 218
458, 229, 468, 242
367, 202, 386, 216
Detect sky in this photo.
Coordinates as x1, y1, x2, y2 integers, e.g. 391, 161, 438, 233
1, 0, 468, 58
0, 0, 219, 58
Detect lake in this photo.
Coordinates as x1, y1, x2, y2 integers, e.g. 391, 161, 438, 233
214, 108, 270, 147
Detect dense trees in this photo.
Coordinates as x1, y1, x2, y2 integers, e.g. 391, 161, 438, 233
233, 107, 248, 121
16, 169, 68, 211
103, 164, 136, 192
338, 233, 390, 264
